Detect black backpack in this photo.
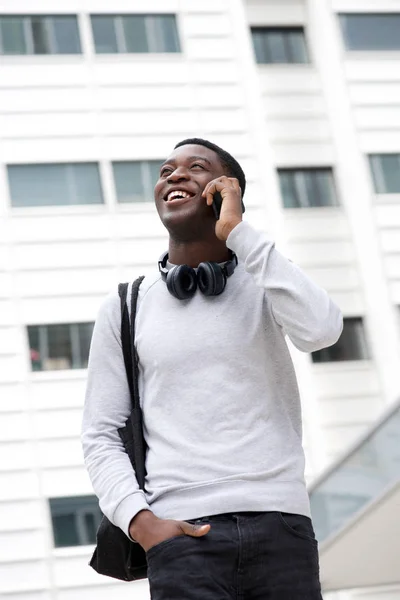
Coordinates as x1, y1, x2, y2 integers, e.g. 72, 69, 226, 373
89, 276, 148, 581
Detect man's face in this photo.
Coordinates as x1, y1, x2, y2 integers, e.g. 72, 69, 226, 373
154, 144, 226, 236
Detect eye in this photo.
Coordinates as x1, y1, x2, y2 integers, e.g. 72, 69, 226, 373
160, 167, 172, 176
191, 163, 205, 170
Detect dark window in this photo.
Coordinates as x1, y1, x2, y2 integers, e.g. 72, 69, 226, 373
278, 168, 338, 208
91, 14, 180, 54
49, 496, 101, 547
8, 163, 103, 207
113, 160, 161, 203
339, 13, 400, 51
28, 323, 94, 371
251, 27, 309, 64
0, 15, 81, 55
312, 318, 370, 363
369, 154, 400, 194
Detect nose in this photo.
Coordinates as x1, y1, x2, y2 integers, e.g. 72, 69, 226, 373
167, 166, 190, 183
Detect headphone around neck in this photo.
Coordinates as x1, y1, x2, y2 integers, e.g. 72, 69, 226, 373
158, 252, 238, 300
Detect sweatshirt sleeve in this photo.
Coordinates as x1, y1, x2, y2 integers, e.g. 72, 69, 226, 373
81, 290, 150, 539
226, 221, 343, 352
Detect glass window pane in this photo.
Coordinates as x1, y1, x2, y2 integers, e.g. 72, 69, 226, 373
70, 164, 103, 205
251, 29, 267, 63
287, 31, 309, 63
91, 15, 118, 53
8, 164, 71, 207
370, 155, 400, 194
28, 326, 42, 371
45, 324, 72, 370
122, 15, 148, 52
83, 512, 97, 544
31, 16, 50, 54
52, 514, 79, 547
340, 14, 400, 51
295, 171, 313, 207
0, 17, 27, 55
113, 161, 146, 203
148, 15, 180, 53
78, 323, 94, 369
149, 160, 162, 190
312, 318, 369, 363
279, 172, 298, 208
52, 16, 81, 54
314, 170, 338, 207
266, 31, 287, 63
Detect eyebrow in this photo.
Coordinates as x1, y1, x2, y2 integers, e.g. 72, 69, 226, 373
161, 155, 213, 168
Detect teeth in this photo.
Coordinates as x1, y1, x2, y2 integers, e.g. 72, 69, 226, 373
167, 190, 191, 201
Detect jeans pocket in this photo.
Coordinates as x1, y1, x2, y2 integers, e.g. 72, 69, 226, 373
278, 512, 318, 545
146, 534, 186, 559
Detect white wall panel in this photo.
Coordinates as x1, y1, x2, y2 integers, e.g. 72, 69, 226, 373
265, 94, 327, 118
14, 268, 116, 297
0, 326, 24, 354
31, 409, 82, 439
287, 241, 356, 266
0, 87, 93, 113
0, 441, 35, 471
37, 439, 83, 468
268, 117, 331, 141
0, 383, 27, 412
312, 364, 380, 398
186, 37, 235, 60
57, 581, 149, 600
272, 142, 336, 166
0, 560, 49, 594
246, 1, 305, 25
0, 499, 43, 531
40, 466, 93, 497
0, 471, 40, 501
95, 85, 193, 110
0, 529, 47, 561
13, 241, 115, 270
349, 83, 400, 106
302, 266, 360, 291
182, 14, 231, 36
0, 300, 18, 326
284, 210, 351, 240
19, 295, 104, 324
259, 70, 322, 94
354, 107, 400, 130
0, 411, 30, 442
319, 395, 383, 426
10, 215, 112, 244
345, 60, 400, 82
30, 378, 86, 410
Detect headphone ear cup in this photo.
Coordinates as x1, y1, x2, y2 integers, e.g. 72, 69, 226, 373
166, 265, 197, 300
197, 262, 227, 296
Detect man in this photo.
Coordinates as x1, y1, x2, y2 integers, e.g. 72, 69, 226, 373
82, 138, 343, 599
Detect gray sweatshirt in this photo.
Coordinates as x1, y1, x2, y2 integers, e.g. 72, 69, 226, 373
82, 221, 343, 539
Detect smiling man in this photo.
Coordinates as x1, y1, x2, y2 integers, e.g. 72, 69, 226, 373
82, 138, 343, 599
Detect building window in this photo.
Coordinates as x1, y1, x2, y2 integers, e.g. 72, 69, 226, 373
91, 14, 180, 54
113, 160, 161, 203
251, 27, 309, 64
339, 14, 400, 51
278, 168, 338, 208
28, 323, 94, 371
50, 496, 101, 547
369, 154, 400, 194
0, 15, 81, 55
8, 163, 103, 207
312, 318, 370, 363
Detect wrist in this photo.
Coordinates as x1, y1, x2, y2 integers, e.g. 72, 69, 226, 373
129, 510, 157, 542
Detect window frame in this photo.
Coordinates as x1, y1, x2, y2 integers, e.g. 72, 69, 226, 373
90, 13, 181, 55
251, 26, 310, 65
0, 14, 82, 55
278, 167, 339, 209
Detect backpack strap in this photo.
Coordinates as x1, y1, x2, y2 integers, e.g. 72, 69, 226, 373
117, 276, 146, 490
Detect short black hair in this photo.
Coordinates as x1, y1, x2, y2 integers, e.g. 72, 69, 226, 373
174, 137, 246, 198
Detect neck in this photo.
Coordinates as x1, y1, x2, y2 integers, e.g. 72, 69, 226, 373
168, 238, 230, 267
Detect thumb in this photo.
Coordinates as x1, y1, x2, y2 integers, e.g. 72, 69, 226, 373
179, 521, 211, 538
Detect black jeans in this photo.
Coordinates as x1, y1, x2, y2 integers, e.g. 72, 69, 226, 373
147, 511, 322, 599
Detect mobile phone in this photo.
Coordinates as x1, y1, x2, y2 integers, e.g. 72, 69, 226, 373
212, 191, 223, 220
211, 191, 246, 220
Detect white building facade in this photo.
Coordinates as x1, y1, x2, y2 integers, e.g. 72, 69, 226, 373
1, 0, 400, 598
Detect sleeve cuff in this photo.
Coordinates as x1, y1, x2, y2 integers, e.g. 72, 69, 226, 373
113, 492, 151, 540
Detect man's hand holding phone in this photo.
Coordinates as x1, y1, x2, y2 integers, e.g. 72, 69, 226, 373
202, 176, 243, 242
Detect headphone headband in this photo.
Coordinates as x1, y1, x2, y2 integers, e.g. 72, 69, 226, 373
158, 251, 238, 281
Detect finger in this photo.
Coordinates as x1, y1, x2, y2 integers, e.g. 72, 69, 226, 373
231, 178, 241, 196
179, 521, 211, 537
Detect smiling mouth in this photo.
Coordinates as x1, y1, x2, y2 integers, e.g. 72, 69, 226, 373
164, 190, 195, 202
